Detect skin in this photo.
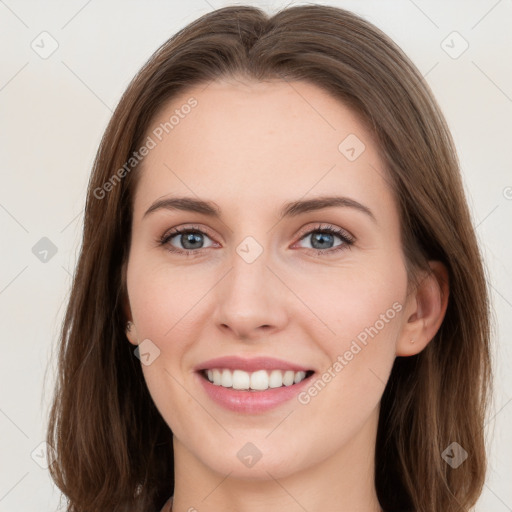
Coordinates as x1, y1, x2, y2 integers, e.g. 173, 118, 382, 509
124, 77, 449, 512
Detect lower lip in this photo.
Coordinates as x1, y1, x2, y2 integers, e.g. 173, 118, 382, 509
196, 371, 314, 414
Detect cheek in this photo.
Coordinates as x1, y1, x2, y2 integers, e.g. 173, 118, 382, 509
291, 260, 406, 411
292, 284, 401, 460
127, 256, 211, 340
128, 261, 203, 428
126, 261, 214, 422
292, 260, 406, 348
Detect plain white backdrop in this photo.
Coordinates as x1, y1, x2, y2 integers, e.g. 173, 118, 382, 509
0, 0, 511, 510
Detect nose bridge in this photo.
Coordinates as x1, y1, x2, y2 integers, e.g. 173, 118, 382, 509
213, 236, 288, 338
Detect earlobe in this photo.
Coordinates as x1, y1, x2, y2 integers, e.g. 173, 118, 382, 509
396, 260, 450, 357
121, 261, 138, 345
125, 320, 138, 345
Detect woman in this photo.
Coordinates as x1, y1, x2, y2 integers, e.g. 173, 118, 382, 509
46, 4, 493, 512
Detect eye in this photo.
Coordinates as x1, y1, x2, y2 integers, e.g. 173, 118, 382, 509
158, 223, 355, 257
159, 225, 217, 255
293, 223, 355, 255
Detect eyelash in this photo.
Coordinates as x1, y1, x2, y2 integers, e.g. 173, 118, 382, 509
158, 223, 355, 257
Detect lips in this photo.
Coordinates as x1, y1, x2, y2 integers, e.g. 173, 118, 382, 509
193, 355, 316, 413
194, 355, 313, 373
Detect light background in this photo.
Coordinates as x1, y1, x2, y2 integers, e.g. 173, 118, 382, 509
0, 0, 511, 510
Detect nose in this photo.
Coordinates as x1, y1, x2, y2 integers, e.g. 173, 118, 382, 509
213, 248, 289, 341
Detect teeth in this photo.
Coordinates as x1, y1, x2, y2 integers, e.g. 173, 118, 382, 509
204, 368, 309, 390
283, 370, 295, 386
268, 369, 283, 388
221, 369, 232, 387
251, 370, 270, 390
232, 369, 250, 390
294, 371, 305, 384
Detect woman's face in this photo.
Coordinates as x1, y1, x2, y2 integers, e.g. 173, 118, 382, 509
125, 78, 413, 480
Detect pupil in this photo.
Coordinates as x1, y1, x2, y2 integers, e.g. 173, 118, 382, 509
312, 232, 333, 249
179, 231, 334, 251
182, 232, 202, 249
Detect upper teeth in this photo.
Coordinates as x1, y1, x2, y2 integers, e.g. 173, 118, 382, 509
205, 369, 308, 390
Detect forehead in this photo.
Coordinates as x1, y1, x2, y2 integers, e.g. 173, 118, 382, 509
132, 78, 397, 226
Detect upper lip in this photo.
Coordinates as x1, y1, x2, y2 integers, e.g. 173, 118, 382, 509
194, 356, 313, 373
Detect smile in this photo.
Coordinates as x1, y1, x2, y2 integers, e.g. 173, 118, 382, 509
194, 355, 316, 413
201, 368, 314, 391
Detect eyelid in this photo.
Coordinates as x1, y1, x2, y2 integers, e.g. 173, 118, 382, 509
294, 222, 355, 244
159, 222, 355, 254
161, 223, 354, 242
160, 223, 217, 243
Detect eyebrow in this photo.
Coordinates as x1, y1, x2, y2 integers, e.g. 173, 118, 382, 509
143, 195, 376, 223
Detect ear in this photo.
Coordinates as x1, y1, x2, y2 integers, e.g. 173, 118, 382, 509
396, 260, 450, 356
121, 259, 138, 346
125, 322, 139, 346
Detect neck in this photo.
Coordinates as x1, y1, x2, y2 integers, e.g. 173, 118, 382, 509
170, 406, 382, 512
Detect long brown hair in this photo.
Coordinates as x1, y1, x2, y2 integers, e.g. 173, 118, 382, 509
46, 5, 493, 511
